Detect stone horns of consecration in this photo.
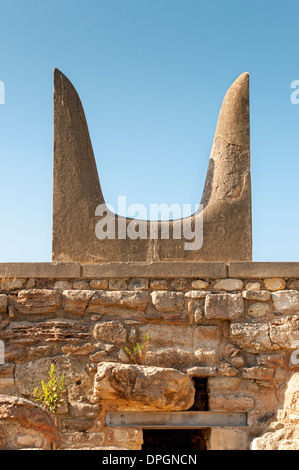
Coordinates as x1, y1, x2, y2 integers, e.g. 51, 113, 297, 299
52, 69, 252, 264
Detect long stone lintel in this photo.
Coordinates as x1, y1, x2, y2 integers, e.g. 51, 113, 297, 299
82, 262, 227, 279
0, 263, 81, 279
229, 262, 299, 279
1, 261, 299, 279
106, 411, 247, 428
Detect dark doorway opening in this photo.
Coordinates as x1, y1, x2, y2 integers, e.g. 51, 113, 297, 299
142, 428, 210, 451
190, 378, 209, 411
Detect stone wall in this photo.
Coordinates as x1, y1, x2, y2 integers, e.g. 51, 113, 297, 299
0, 262, 299, 450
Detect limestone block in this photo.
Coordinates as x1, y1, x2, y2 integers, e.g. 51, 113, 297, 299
62, 290, 94, 315
15, 357, 92, 402
1, 278, 25, 291
0, 395, 60, 450
184, 366, 217, 377
185, 290, 210, 299
269, 315, 299, 349
142, 348, 194, 369
209, 428, 248, 450
73, 280, 90, 290
94, 362, 195, 411
139, 324, 192, 350
191, 279, 209, 289
170, 278, 188, 290
256, 354, 284, 367
151, 291, 184, 312
209, 394, 254, 411
246, 282, 261, 291
54, 280, 72, 290
14, 289, 60, 315
149, 279, 168, 290
242, 290, 270, 301
241, 367, 275, 380
194, 349, 219, 365
0, 319, 89, 344
205, 293, 244, 320
264, 278, 286, 291
213, 279, 243, 291
93, 321, 127, 343
230, 322, 271, 353
271, 290, 299, 313
105, 427, 143, 450
0, 295, 7, 313
89, 279, 108, 289
87, 290, 149, 312
61, 343, 97, 356
109, 279, 128, 290
247, 302, 271, 318
128, 278, 149, 291
208, 377, 241, 391
283, 372, 299, 413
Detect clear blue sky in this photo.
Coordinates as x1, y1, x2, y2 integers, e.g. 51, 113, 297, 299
0, 0, 299, 262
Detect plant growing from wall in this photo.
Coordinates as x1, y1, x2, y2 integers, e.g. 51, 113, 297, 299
124, 333, 150, 365
33, 364, 64, 414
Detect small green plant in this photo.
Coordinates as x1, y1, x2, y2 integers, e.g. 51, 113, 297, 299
124, 333, 150, 364
33, 364, 64, 414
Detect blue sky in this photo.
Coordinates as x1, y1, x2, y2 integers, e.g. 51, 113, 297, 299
0, 0, 299, 262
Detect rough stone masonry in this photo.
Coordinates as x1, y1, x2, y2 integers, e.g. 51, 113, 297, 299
0, 262, 299, 450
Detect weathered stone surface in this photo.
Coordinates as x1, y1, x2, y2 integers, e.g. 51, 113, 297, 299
15, 357, 92, 402
94, 362, 195, 411
0, 295, 7, 313
151, 291, 184, 312
0, 395, 60, 450
109, 279, 128, 290
62, 343, 96, 356
242, 290, 270, 301
143, 348, 194, 369
185, 290, 210, 299
242, 367, 275, 381
205, 293, 244, 320
149, 279, 168, 290
62, 290, 94, 314
209, 428, 248, 450
14, 289, 60, 315
170, 278, 188, 290
184, 366, 217, 377
246, 282, 261, 291
269, 315, 299, 349
213, 279, 243, 291
1, 278, 25, 291
208, 377, 240, 391
257, 354, 284, 367
87, 291, 149, 312
128, 278, 149, 291
230, 322, 271, 353
271, 290, 299, 313
105, 427, 143, 450
209, 394, 254, 411
191, 280, 209, 289
194, 349, 219, 365
247, 302, 271, 318
264, 278, 286, 291
93, 321, 127, 343
73, 280, 90, 290
0, 319, 89, 344
89, 279, 108, 289
54, 280, 72, 291
250, 373, 299, 450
